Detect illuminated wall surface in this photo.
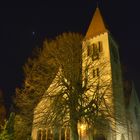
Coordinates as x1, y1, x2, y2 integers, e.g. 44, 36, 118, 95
32, 8, 140, 140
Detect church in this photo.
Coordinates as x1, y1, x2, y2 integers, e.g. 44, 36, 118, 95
31, 7, 140, 140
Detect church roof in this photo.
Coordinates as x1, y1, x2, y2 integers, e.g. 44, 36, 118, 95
85, 7, 108, 39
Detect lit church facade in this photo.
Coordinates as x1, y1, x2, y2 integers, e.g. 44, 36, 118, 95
32, 7, 140, 140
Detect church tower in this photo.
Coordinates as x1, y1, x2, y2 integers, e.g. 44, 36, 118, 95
82, 7, 128, 140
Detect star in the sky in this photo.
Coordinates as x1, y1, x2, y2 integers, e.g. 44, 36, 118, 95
32, 32, 35, 36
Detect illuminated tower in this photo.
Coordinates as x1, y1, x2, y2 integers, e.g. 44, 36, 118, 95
82, 7, 128, 140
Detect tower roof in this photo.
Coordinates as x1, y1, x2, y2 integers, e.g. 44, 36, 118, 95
85, 7, 108, 39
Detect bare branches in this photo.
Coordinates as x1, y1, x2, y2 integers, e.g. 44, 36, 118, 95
15, 32, 125, 140
32, 33, 116, 135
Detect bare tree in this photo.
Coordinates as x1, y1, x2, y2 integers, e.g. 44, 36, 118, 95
14, 32, 82, 140
33, 33, 116, 140
15, 32, 124, 140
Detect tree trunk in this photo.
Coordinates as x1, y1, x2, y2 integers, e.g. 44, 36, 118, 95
70, 119, 79, 140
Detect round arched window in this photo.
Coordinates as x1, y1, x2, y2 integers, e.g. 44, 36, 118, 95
121, 134, 125, 140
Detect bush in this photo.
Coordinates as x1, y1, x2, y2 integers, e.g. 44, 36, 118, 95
0, 113, 15, 140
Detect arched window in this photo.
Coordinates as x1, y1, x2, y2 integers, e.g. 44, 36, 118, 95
37, 129, 41, 140
47, 128, 53, 140
65, 127, 70, 140
61, 128, 65, 140
87, 41, 103, 60
121, 134, 125, 140
42, 129, 46, 140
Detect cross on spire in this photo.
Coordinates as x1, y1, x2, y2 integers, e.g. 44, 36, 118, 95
96, 0, 99, 8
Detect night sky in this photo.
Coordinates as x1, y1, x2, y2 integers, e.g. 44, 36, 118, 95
0, 0, 140, 108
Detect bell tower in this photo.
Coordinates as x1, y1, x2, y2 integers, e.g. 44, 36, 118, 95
82, 7, 128, 140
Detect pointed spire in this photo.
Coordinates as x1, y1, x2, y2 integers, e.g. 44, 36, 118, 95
85, 7, 108, 39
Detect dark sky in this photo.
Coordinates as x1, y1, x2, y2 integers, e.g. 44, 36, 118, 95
0, 0, 140, 108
